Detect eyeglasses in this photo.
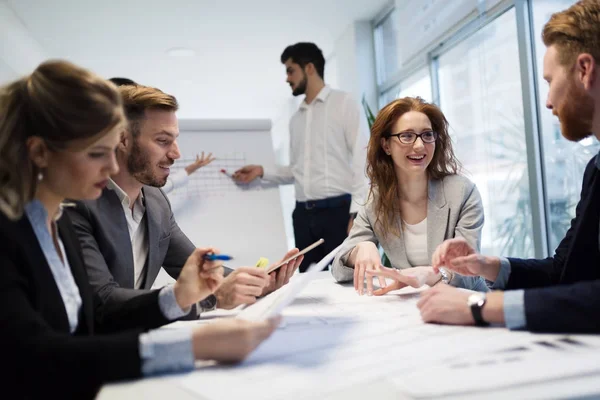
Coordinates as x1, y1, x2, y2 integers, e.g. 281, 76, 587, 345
386, 130, 438, 144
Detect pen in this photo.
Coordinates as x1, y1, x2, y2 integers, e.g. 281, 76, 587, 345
220, 169, 233, 178
203, 254, 234, 261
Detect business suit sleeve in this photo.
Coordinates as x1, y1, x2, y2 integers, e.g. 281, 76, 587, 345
66, 203, 152, 309
159, 190, 196, 279
504, 157, 596, 289
523, 279, 600, 333
331, 203, 378, 282
0, 257, 143, 399
450, 181, 488, 291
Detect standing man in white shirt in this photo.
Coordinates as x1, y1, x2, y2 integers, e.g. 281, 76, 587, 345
233, 42, 368, 272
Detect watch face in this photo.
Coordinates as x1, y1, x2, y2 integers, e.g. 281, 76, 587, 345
468, 293, 484, 307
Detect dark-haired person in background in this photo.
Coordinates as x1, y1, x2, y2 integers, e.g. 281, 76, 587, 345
233, 42, 369, 272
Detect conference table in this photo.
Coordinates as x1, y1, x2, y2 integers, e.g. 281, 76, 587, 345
99, 272, 600, 399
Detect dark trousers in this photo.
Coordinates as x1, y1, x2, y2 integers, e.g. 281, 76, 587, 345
292, 194, 351, 272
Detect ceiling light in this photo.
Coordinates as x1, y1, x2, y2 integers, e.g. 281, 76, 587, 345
166, 47, 196, 57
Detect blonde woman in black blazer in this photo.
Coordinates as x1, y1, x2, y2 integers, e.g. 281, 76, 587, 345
0, 61, 290, 399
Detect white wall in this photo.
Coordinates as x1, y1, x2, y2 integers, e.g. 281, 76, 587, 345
0, 1, 46, 84
331, 21, 378, 109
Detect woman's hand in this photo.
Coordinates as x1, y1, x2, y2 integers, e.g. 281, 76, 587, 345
349, 242, 386, 296
365, 266, 439, 295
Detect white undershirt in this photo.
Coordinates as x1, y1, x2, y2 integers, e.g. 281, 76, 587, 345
403, 218, 428, 267
108, 179, 149, 289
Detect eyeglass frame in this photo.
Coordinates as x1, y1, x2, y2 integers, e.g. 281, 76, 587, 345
385, 130, 438, 145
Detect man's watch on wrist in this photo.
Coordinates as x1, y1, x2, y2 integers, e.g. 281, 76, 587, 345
467, 292, 490, 326
197, 294, 218, 315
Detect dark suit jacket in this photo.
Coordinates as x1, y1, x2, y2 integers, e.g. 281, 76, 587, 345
506, 156, 600, 333
0, 210, 172, 399
66, 186, 196, 319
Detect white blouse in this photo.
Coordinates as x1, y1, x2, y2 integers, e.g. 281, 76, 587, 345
403, 218, 428, 267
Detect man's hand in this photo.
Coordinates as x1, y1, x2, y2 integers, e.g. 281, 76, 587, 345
232, 165, 264, 184
192, 317, 281, 363
431, 237, 501, 282
173, 248, 224, 310
416, 284, 475, 325
214, 267, 270, 309
417, 284, 505, 326
185, 151, 216, 175
366, 266, 439, 295
261, 248, 304, 296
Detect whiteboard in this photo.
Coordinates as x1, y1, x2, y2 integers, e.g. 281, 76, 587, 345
167, 119, 288, 269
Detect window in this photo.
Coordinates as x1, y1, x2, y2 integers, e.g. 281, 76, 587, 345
373, 8, 399, 86
378, 67, 432, 109
398, 67, 432, 103
437, 8, 535, 257
531, 0, 596, 251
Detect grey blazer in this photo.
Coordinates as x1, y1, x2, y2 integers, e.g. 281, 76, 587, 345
331, 174, 488, 291
66, 186, 196, 315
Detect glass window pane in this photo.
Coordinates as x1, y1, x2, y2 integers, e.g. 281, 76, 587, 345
398, 67, 432, 103
531, 0, 597, 250
438, 8, 535, 258
379, 83, 400, 109
374, 9, 399, 85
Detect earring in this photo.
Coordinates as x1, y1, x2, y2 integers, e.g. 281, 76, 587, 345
37, 171, 43, 181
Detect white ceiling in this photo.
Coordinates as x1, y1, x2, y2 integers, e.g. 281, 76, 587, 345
5, 0, 388, 119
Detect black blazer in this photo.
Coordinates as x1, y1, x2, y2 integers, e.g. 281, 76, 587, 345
0, 210, 172, 399
506, 156, 600, 333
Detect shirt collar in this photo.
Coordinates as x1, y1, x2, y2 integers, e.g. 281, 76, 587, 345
25, 199, 64, 222
107, 179, 144, 209
299, 85, 332, 110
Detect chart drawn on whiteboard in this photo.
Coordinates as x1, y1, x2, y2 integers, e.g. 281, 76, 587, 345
169, 152, 263, 198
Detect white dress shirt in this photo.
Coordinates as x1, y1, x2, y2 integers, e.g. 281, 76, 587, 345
262, 85, 368, 213
403, 218, 429, 267
107, 179, 148, 289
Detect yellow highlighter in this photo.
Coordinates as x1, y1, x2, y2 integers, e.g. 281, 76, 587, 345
255, 257, 269, 269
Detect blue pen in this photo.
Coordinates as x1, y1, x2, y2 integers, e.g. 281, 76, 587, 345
203, 254, 234, 261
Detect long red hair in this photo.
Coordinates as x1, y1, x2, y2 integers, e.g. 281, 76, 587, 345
367, 97, 460, 238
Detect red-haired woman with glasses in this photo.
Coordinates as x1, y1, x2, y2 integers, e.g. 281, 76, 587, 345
331, 97, 488, 295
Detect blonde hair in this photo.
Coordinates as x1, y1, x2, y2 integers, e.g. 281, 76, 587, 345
542, 0, 600, 66
118, 85, 178, 137
367, 97, 460, 239
0, 60, 125, 220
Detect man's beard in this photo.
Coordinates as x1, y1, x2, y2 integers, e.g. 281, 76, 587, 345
556, 76, 594, 142
127, 138, 171, 187
292, 74, 308, 96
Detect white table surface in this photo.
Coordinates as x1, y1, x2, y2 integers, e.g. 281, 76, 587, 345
99, 272, 600, 400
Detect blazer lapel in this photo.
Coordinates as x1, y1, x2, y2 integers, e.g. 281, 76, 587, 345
427, 179, 450, 262
142, 187, 161, 289
17, 216, 71, 332
99, 189, 135, 288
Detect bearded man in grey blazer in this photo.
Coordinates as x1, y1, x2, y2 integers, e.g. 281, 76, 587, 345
67, 84, 300, 320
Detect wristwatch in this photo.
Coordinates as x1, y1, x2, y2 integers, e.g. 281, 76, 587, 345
467, 292, 489, 327
439, 267, 451, 284
197, 294, 218, 314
